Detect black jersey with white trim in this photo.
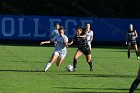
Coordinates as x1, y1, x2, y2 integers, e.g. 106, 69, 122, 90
127, 30, 136, 41
73, 35, 89, 49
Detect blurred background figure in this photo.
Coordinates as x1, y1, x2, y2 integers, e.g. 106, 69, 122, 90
50, 23, 60, 39
50, 23, 60, 46
126, 24, 140, 60
85, 23, 94, 51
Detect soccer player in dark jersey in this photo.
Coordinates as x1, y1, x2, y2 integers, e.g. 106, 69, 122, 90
68, 26, 93, 71
126, 24, 140, 60
129, 66, 140, 93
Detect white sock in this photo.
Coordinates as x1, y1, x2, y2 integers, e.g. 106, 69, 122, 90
44, 62, 52, 72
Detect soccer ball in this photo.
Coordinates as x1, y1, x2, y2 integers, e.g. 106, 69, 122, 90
66, 65, 73, 72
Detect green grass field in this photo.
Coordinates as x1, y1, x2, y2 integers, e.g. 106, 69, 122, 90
0, 45, 140, 93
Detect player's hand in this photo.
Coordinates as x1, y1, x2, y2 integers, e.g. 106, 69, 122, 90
76, 35, 81, 37
67, 43, 72, 46
40, 42, 44, 45
125, 42, 127, 45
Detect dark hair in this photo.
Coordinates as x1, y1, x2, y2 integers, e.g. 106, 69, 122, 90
76, 26, 82, 31
76, 26, 86, 35
58, 27, 64, 31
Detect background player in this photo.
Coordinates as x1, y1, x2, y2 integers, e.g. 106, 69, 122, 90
50, 23, 60, 45
126, 24, 140, 59
68, 26, 93, 71
40, 27, 68, 72
85, 23, 94, 50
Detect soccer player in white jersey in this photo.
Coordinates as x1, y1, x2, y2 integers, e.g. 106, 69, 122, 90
85, 23, 93, 50
40, 27, 68, 72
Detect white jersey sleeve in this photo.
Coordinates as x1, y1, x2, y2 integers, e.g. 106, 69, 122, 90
64, 35, 68, 43
91, 31, 93, 37
86, 30, 93, 42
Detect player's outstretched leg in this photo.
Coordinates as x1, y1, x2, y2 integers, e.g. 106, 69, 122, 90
44, 54, 58, 72
86, 54, 93, 71
134, 44, 140, 60
56, 57, 64, 66
44, 62, 52, 72
135, 51, 140, 60
129, 79, 140, 93
128, 51, 130, 59
88, 60, 93, 71
127, 45, 131, 59
73, 50, 83, 72
73, 58, 77, 72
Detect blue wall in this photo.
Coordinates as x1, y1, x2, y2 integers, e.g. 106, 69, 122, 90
0, 15, 140, 42
93, 18, 140, 42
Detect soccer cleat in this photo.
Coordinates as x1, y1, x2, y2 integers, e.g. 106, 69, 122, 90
90, 68, 93, 71
44, 68, 48, 72
137, 56, 140, 60
73, 68, 77, 72
44, 63, 51, 72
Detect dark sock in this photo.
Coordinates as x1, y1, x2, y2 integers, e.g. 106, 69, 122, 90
136, 51, 139, 57
128, 51, 130, 58
73, 58, 77, 69
129, 79, 140, 93
88, 60, 93, 69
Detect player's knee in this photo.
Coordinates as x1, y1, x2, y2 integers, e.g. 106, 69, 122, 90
74, 55, 79, 60
87, 58, 91, 63
86, 57, 91, 62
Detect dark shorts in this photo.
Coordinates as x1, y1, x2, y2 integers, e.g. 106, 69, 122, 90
78, 48, 91, 55
128, 40, 137, 46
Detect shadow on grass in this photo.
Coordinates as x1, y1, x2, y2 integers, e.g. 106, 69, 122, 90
58, 73, 135, 78
0, 69, 44, 72
68, 92, 129, 93
0, 70, 135, 78
68, 91, 128, 93
54, 87, 140, 93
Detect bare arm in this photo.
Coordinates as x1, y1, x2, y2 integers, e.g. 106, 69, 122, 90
77, 34, 86, 38
67, 39, 74, 46
134, 30, 138, 38
90, 31, 94, 42
63, 37, 68, 47
90, 36, 93, 42
40, 41, 51, 45
126, 32, 128, 45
